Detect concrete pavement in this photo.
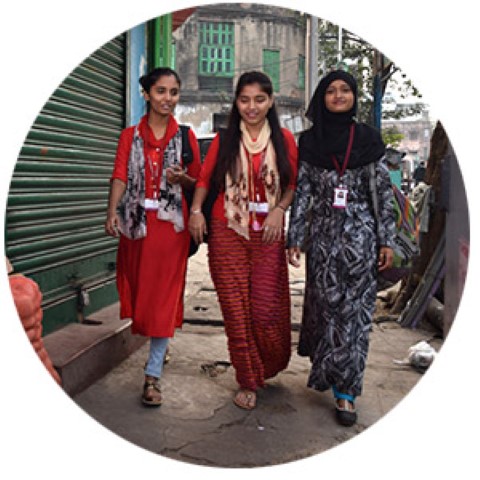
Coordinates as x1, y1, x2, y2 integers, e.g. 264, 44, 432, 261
64, 244, 443, 467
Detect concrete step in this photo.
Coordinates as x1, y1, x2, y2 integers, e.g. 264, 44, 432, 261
43, 303, 146, 396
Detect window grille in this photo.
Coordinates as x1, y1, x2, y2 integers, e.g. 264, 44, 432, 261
198, 22, 234, 77
263, 49, 280, 92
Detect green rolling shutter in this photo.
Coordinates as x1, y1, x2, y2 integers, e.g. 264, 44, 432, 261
6, 34, 126, 334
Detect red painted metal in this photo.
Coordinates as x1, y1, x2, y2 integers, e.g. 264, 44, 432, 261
172, 8, 196, 31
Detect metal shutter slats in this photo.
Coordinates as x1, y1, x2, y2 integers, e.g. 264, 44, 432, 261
6, 34, 126, 333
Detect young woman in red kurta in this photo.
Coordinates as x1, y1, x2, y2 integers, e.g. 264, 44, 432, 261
188, 71, 298, 410
105, 68, 201, 406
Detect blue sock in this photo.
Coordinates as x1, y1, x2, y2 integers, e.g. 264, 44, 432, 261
332, 385, 356, 403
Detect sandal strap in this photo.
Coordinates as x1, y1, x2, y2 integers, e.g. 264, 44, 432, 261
144, 379, 161, 393
332, 385, 356, 403
335, 398, 356, 412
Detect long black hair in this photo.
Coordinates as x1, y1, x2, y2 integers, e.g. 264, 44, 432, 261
211, 71, 292, 194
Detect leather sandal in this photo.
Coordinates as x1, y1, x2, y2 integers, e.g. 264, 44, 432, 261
142, 377, 162, 407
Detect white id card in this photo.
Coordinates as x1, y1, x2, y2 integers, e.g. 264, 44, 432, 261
145, 198, 159, 211
248, 201, 269, 214
333, 187, 348, 209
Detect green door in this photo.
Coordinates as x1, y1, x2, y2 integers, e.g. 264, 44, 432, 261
5, 34, 126, 334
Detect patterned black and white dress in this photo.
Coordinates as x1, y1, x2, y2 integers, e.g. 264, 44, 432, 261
288, 157, 395, 397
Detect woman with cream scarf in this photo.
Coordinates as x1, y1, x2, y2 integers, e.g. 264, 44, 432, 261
189, 71, 298, 410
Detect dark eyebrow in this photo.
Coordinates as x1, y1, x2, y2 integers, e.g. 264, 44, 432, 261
326, 84, 351, 91
155, 86, 179, 93
239, 93, 268, 99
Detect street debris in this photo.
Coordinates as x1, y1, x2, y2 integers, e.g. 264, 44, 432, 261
393, 340, 437, 373
200, 360, 232, 377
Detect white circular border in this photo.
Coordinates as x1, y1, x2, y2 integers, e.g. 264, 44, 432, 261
1, 1, 477, 479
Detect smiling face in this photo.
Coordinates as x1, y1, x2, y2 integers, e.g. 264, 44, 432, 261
324, 79, 355, 114
143, 74, 180, 117
235, 83, 273, 131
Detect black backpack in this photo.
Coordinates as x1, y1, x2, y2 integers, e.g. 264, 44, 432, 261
178, 125, 198, 257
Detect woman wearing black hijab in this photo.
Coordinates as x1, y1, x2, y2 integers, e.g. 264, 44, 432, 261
287, 70, 395, 426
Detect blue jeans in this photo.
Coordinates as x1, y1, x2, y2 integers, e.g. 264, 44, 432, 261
144, 337, 169, 379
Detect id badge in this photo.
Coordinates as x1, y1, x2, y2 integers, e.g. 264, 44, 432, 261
145, 198, 159, 211
248, 201, 269, 214
333, 187, 348, 209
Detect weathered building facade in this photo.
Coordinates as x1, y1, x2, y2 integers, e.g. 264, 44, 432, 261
173, 3, 307, 135
383, 110, 435, 178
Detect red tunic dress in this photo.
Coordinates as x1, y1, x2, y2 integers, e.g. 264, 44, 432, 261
110, 115, 201, 337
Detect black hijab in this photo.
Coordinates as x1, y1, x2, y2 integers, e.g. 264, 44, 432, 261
299, 70, 385, 170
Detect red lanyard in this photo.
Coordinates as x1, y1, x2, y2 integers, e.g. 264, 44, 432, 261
330, 123, 356, 178
242, 143, 267, 198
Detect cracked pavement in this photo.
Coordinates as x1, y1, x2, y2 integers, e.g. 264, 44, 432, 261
73, 244, 443, 467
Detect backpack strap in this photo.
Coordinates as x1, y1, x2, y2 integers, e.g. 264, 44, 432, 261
178, 124, 198, 258
369, 162, 380, 223
178, 124, 194, 213
179, 124, 193, 167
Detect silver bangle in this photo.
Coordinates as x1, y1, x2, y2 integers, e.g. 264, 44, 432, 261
190, 209, 202, 215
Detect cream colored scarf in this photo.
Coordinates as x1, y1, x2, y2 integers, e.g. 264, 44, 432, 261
224, 120, 280, 239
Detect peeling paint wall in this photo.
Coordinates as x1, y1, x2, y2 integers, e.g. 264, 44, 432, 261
235, 16, 304, 99
176, 102, 226, 135
173, 4, 307, 135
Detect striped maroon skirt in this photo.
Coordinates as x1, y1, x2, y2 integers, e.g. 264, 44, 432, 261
208, 218, 291, 391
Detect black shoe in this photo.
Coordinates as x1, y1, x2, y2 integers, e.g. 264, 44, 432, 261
335, 398, 357, 426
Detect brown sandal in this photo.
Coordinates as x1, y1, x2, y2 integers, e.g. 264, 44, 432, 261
142, 377, 162, 407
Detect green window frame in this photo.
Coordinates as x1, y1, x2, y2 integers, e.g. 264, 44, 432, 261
151, 15, 174, 69
158, 41, 176, 69
298, 54, 305, 90
198, 22, 234, 77
263, 49, 280, 92
170, 42, 176, 70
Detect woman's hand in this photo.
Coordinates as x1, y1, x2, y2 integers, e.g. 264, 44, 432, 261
105, 179, 126, 238
288, 246, 302, 268
262, 207, 285, 244
378, 246, 394, 271
188, 211, 207, 245
166, 165, 186, 185
105, 211, 120, 237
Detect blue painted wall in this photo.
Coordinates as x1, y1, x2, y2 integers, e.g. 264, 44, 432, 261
128, 23, 147, 126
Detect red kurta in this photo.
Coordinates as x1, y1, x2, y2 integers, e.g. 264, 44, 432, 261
111, 115, 201, 337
